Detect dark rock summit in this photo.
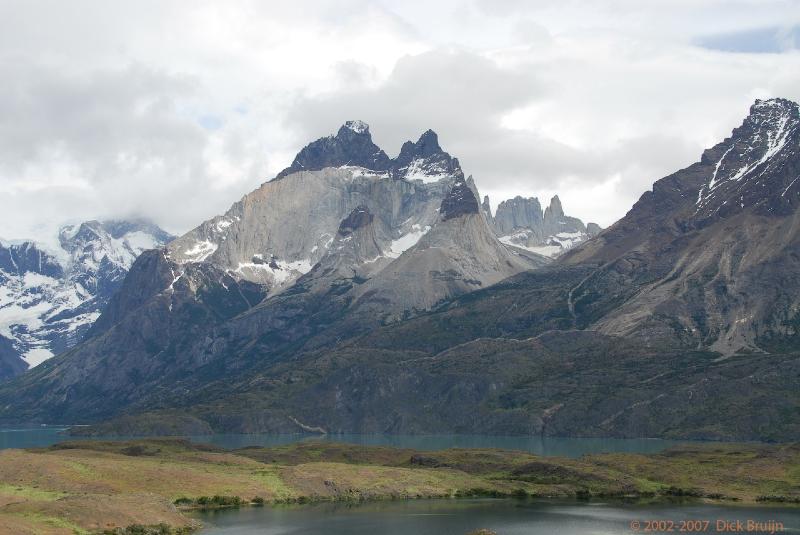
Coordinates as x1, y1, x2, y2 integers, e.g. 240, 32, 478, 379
440, 177, 480, 220
276, 120, 392, 179
392, 129, 462, 180
277, 121, 463, 182
694, 98, 800, 221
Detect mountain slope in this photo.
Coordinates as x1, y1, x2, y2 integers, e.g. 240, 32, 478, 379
0, 334, 26, 380
0, 221, 172, 376
563, 98, 800, 354
352, 177, 546, 318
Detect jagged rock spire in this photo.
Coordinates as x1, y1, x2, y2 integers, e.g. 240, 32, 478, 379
277, 122, 462, 182
481, 195, 492, 219
544, 195, 564, 222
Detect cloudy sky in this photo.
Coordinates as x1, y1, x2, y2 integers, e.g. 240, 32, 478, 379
1, 0, 799, 243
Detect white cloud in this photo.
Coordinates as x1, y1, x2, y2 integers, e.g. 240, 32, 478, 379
0, 0, 799, 240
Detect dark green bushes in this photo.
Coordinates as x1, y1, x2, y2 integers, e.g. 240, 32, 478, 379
102, 524, 193, 535
173, 495, 244, 509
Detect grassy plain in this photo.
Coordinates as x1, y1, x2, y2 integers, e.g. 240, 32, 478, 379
0, 439, 797, 534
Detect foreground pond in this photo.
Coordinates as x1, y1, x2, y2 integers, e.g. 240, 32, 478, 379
0, 427, 692, 457
194, 498, 800, 534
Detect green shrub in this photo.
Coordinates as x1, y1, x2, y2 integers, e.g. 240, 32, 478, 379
660, 486, 703, 497
192, 495, 243, 508
756, 495, 800, 503
101, 524, 193, 535
511, 488, 528, 499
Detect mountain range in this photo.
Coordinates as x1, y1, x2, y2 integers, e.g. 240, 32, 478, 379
1, 98, 798, 442
0, 221, 172, 378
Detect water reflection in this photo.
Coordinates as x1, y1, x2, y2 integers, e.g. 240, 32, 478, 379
194, 498, 800, 535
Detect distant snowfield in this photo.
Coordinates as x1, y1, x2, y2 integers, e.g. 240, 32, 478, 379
499, 230, 589, 258
0, 222, 171, 369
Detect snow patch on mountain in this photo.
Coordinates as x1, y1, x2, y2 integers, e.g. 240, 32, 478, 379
184, 240, 218, 262
233, 257, 314, 285
344, 120, 369, 134
402, 158, 451, 183
337, 166, 390, 180
499, 230, 585, 258
388, 224, 432, 258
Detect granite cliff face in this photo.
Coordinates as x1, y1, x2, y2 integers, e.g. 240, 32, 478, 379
167, 125, 468, 293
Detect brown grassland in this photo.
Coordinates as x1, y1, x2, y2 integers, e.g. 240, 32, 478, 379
0, 439, 798, 534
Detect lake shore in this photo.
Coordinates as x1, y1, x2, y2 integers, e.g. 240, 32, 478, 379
0, 438, 798, 534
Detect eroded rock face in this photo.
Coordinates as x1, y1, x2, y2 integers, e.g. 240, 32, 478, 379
167, 167, 452, 290
493, 196, 544, 236
348, 178, 546, 319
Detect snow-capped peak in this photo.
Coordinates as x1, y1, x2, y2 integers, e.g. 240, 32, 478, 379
343, 120, 369, 134
0, 220, 172, 373
695, 97, 800, 216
